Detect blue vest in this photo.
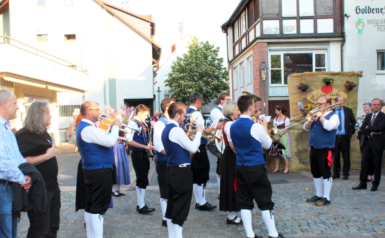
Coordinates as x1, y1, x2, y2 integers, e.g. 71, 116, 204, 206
309, 112, 337, 149
156, 117, 168, 162
131, 120, 147, 152
230, 117, 265, 166
162, 123, 191, 167
184, 107, 207, 145
76, 121, 114, 170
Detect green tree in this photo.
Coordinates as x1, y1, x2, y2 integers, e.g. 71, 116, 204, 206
165, 37, 229, 105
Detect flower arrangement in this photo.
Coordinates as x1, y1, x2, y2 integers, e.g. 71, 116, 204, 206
102, 104, 136, 125
300, 104, 314, 113
296, 82, 309, 92
345, 81, 356, 90
322, 77, 334, 85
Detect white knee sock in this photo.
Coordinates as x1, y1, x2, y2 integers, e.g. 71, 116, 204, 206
197, 185, 207, 205
167, 219, 175, 238
112, 185, 118, 193
160, 198, 167, 220
139, 188, 146, 209
174, 224, 183, 238
84, 212, 94, 238
90, 213, 104, 238
261, 210, 278, 237
193, 184, 199, 204
240, 209, 254, 238
116, 184, 120, 191
228, 211, 237, 220
136, 186, 140, 206
313, 177, 323, 197
216, 174, 221, 194
323, 177, 332, 201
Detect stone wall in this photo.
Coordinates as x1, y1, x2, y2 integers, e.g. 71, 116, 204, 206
265, 71, 384, 172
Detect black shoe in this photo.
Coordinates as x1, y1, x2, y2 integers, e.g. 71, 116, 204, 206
251, 235, 262, 238
198, 202, 217, 211
332, 175, 340, 179
138, 205, 155, 214
117, 191, 125, 196
112, 191, 121, 197
306, 195, 322, 203
352, 184, 367, 190
136, 205, 139, 211
342, 175, 349, 180
269, 234, 285, 238
162, 220, 167, 227
371, 186, 378, 192
315, 197, 331, 206
226, 216, 242, 225
195, 203, 199, 209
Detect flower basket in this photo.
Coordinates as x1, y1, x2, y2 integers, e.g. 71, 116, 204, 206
322, 77, 334, 85
345, 81, 356, 90
296, 82, 309, 92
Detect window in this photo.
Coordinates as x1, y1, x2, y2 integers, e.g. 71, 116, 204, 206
300, 19, 314, 33
378, 52, 385, 71
248, 56, 253, 84
299, 0, 314, 16
240, 12, 246, 36
234, 21, 239, 41
233, 67, 238, 89
65, 0, 73, 6
316, 0, 333, 16
262, 0, 279, 17
64, 34, 76, 41
37, 34, 48, 42
317, 19, 333, 33
270, 52, 327, 85
38, 0, 45, 6
282, 0, 297, 17
59, 105, 80, 117
239, 62, 245, 87
248, 0, 254, 28
283, 20, 296, 34
263, 20, 279, 34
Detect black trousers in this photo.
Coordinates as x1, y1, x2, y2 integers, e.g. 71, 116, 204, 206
359, 139, 384, 187
191, 144, 210, 186
310, 147, 332, 179
358, 138, 374, 177
132, 151, 150, 189
83, 168, 113, 215
27, 185, 61, 238
156, 161, 168, 199
216, 157, 222, 175
235, 165, 274, 211
165, 166, 193, 226
333, 135, 351, 176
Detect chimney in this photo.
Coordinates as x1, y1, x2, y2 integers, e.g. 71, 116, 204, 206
171, 44, 176, 53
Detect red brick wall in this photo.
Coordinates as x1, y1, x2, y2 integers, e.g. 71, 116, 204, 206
252, 42, 268, 113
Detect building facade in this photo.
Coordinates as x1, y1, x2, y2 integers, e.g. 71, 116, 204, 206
222, 0, 343, 116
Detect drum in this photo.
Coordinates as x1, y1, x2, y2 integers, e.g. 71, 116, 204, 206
206, 141, 222, 158
214, 129, 225, 154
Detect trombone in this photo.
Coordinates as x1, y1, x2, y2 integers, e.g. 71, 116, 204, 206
184, 114, 222, 141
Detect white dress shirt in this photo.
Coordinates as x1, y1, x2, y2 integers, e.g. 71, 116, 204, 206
303, 111, 340, 132
126, 117, 143, 142
223, 121, 233, 142
189, 106, 204, 126
237, 115, 272, 149
168, 120, 202, 153
154, 115, 169, 153
80, 119, 119, 147
210, 104, 224, 128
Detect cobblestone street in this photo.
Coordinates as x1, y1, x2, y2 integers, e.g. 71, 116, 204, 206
17, 144, 385, 238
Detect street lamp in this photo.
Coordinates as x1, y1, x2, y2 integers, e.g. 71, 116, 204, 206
156, 86, 162, 111
260, 60, 267, 114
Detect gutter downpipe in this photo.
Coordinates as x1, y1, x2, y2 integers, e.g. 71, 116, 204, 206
341, 0, 345, 72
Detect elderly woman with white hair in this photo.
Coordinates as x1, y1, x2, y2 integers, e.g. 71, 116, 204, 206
219, 101, 242, 225
15, 101, 60, 237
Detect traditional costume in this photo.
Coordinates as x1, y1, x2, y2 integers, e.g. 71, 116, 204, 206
112, 138, 130, 196
273, 117, 291, 158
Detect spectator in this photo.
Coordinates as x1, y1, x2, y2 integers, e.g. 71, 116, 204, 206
68, 111, 78, 146
0, 89, 32, 238
333, 96, 356, 180
16, 101, 60, 237
272, 106, 291, 174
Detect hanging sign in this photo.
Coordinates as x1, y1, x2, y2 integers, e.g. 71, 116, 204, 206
306, 85, 347, 104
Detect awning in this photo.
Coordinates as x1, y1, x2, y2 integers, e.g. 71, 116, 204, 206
47, 85, 84, 96
4, 75, 46, 88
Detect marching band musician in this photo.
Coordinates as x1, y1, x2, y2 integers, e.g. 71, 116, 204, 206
210, 92, 230, 199
230, 95, 284, 238
76, 101, 120, 238
185, 92, 217, 211
153, 97, 176, 226
219, 101, 242, 225
161, 102, 203, 238
126, 104, 156, 214
304, 96, 339, 206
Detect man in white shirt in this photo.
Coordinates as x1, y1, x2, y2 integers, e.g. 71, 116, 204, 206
76, 101, 121, 238
185, 92, 216, 211
210, 92, 230, 199
153, 98, 175, 227
303, 96, 339, 206
161, 102, 203, 238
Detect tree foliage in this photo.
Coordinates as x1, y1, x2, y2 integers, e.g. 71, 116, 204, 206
165, 37, 229, 105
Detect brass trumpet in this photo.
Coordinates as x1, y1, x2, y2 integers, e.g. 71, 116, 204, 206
185, 124, 222, 141
99, 115, 142, 137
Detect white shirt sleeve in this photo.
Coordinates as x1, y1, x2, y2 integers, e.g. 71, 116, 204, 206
273, 118, 277, 127
285, 118, 290, 127
192, 111, 204, 126
81, 125, 119, 147
323, 114, 340, 131
126, 121, 140, 142
251, 123, 272, 149
169, 127, 202, 153
224, 121, 233, 142
210, 108, 224, 128
154, 121, 165, 153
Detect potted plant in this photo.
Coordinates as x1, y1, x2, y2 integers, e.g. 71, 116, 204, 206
296, 82, 309, 92
322, 77, 334, 85
345, 81, 357, 90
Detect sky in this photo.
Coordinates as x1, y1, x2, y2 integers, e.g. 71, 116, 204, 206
104, 0, 241, 66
